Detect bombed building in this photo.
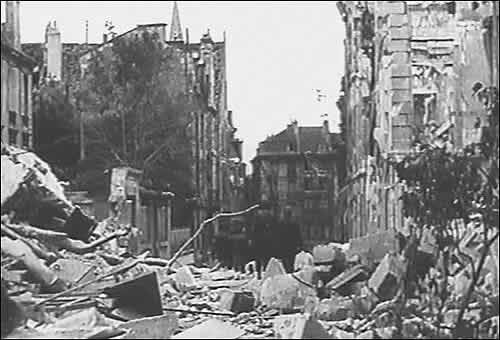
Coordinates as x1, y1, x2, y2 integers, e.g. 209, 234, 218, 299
337, 1, 499, 239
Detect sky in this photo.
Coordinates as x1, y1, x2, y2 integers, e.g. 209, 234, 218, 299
1, 1, 345, 165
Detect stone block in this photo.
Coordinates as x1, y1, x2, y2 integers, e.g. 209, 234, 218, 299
120, 314, 178, 339
313, 245, 335, 264
218, 290, 256, 313
173, 266, 197, 292
274, 314, 330, 339
392, 89, 411, 102
392, 139, 412, 151
368, 253, 405, 301
392, 126, 412, 140
172, 319, 244, 339
317, 297, 354, 321
260, 274, 316, 310
392, 101, 412, 114
390, 26, 411, 40
382, 2, 406, 15
391, 77, 410, 90
392, 114, 410, 127
263, 257, 287, 281
294, 251, 314, 271
388, 39, 410, 52
391, 64, 411, 77
389, 13, 409, 27
325, 264, 369, 293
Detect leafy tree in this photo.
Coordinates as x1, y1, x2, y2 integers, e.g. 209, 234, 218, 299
32, 80, 80, 181
75, 30, 194, 199
395, 86, 499, 338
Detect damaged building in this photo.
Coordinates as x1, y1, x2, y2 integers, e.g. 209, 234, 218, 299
1, 1, 36, 150
21, 2, 246, 263
337, 1, 499, 239
251, 120, 345, 248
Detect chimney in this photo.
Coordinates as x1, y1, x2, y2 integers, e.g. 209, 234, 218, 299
228, 110, 233, 126
45, 21, 62, 81
103, 33, 108, 43
5, 1, 21, 49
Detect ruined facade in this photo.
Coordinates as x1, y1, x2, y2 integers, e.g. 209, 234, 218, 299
22, 2, 245, 262
251, 120, 345, 248
1, 1, 36, 150
337, 1, 497, 239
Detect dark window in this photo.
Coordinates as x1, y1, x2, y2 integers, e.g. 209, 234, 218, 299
22, 133, 30, 148
22, 115, 29, 128
9, 111, 16, 126
304, 176, 312, 191
319, 175, 328, 189
8, 128, 18, 145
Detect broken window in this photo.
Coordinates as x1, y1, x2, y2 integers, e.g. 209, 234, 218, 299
9, 111, 16, 126
22, 133, 30, 148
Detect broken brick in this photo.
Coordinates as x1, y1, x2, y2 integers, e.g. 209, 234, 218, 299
218, 290, 256, 313
263, 257, 287, 281
273, 313, 330, 339
368, 253, 405, 301
173, 319, 244, 339
260, 274, 316, 310
313, 245, 335, 264
294, 251, 314, 271
173, 266, 198, 292
120, 313, 178, 339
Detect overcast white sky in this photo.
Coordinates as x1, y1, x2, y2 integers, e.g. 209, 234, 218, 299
1, 1, 345, 164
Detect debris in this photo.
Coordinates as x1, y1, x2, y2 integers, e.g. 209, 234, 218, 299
294, 251, 314, 271
367, 253, 405, 301
263, 257, 287, 281
325, 264, 370, 295
218, 289, 256, 313
273, 313, 330, 339
104, 271, 163, 320
348, 231, 399, 266
174, 266, 198, 292
261, 274, 316, 310
317, 296, 354, 321
172, 318, 245, 339
119, 313, 178, 339
1, 236, 66, 293
313, 245, 336, 264
1, 280, 26, 338
49, 259, 96, 285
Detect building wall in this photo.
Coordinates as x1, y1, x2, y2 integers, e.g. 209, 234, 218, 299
251, 122, 344, 248
1, 1, 33, 150
338, 1, 495, 240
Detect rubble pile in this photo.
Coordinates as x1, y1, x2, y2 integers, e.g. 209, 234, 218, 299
1, 146, 499, 339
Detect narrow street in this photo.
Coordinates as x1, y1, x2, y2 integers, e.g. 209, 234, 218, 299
1, 1, 499, 339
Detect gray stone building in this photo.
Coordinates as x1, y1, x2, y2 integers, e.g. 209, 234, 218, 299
1, 1, 36, 150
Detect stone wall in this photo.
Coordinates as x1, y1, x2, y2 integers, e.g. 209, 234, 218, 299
338, 1, 495, 241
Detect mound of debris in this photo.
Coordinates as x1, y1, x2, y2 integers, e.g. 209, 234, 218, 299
1, 146, 498, 339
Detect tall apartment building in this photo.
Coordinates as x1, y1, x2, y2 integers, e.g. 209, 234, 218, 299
1, 1, 36, 150
337, 1, 497, 239
22, 2, 244, 262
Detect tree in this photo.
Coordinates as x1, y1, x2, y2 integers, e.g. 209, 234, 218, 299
75, 30, 194, 198
32, 80, 80, 181
396, 86, 499, 338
